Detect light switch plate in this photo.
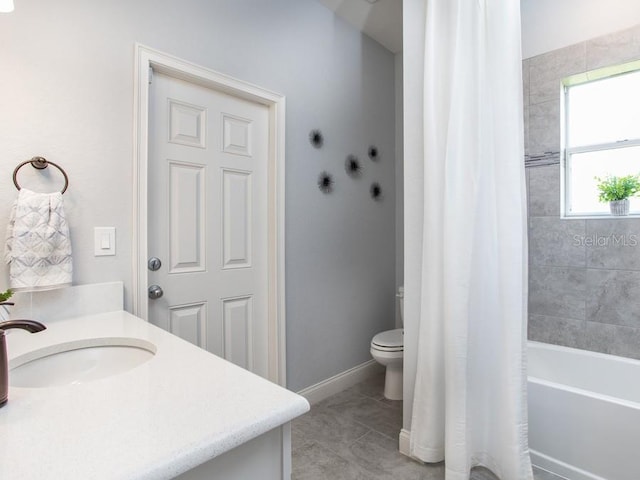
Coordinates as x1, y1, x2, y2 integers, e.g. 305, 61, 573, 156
94, 227, 116, 256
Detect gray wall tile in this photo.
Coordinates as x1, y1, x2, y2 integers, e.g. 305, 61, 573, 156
522, 58, 530, 107
529, 265, 586, 320
524, 103, 530, 157
528, 99, 560, 155
587, 24, 640, 70
529, 216, 585, 267
524, 26, 640, 362
528, 164, 560, 217
584, 321, 640, 360
525, 168, 530, 215
585, 219, 640, 269
529, 42, 586, 105
586, 269, 640, 328
528, 314, 585, 349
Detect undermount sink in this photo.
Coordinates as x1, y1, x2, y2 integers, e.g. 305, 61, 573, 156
10, 339, 156, 388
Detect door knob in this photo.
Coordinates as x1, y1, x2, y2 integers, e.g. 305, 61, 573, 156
148, 285, 163, 299
148, 257, 162, 271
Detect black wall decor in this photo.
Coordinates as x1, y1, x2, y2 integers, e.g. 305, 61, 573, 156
309, 129, 324, 149
318, 171, 334, 194
344, 155, 362, 178
368, 145, 379, 161
370, 182, 382, 200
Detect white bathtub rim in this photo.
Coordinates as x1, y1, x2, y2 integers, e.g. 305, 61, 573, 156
528, 376, 640, 410
528, 340, 640, 406
531, 450, 607, 480
528, 340, 640, 367
528, 341, 640, 480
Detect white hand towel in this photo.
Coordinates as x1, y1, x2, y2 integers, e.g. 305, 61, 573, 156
4, 188, 72, 291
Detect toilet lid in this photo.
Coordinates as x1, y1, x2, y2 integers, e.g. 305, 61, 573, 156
371, 328, 403, 351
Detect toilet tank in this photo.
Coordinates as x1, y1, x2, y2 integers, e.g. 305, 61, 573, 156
397, 286, 404, 327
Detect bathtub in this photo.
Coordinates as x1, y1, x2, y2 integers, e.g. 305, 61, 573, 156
528, 341, 640, 480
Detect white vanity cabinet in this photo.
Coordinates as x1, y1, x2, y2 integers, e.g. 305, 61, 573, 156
1, 310, 308, 480
177, 425, 291, 480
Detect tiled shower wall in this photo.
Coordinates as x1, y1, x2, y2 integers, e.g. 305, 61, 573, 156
525, 24, 640, 360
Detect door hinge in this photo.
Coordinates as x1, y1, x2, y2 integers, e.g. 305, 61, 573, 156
148, 66, 153, 85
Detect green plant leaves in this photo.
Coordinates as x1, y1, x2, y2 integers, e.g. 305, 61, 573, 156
595, 174, 640, 202
0, 289, 13, 302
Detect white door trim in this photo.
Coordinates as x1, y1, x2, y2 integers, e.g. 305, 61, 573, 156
133, 44, 287, 386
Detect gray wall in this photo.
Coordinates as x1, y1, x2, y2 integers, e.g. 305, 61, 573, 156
521, 0, 640, 59
525, 24, 640, 359
0, 0, 397, 392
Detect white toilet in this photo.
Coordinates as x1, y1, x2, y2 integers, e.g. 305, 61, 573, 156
370, 286, 404, 401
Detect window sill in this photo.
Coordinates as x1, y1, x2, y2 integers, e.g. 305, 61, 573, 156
561, 214, 640, 220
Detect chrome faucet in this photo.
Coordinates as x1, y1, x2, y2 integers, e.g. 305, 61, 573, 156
0, 317, 46, 407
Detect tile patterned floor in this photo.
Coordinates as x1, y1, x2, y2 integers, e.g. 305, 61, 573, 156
292, 373, 564, 480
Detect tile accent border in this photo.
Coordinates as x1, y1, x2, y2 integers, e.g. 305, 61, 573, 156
525, 152, 560, 168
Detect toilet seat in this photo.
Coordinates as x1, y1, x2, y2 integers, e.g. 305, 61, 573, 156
371, 328, 403, 352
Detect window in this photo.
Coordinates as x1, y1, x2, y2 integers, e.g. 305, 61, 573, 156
563, 61, 640, 217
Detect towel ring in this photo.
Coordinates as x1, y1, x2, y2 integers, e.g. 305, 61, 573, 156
12, 157, 69, 194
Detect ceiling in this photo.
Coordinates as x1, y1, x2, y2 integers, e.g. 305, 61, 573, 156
318, 0, 403, 53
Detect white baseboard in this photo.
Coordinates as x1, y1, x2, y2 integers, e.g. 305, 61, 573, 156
399, 429, 412, 457
297, 360, 384, 405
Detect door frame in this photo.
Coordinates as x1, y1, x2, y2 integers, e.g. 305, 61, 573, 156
132, 44, 287, 386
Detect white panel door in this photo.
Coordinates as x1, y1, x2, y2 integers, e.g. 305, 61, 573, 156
148, 72, 269, 378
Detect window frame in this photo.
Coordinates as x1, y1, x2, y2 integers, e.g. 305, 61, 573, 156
562, 61, 640, 218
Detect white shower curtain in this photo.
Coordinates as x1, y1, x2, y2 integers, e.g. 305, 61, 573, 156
408, 0, 533, 479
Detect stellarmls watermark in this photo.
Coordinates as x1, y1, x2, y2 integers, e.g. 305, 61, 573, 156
573, 234, 638, 247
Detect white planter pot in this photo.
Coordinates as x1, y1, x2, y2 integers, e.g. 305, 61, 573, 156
610, 198, 630, 216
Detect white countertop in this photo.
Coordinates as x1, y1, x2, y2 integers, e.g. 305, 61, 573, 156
0, 311, 309, 479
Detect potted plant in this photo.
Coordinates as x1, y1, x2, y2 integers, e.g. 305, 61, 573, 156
0, 289, 12, 321
595, 174, 640, 216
